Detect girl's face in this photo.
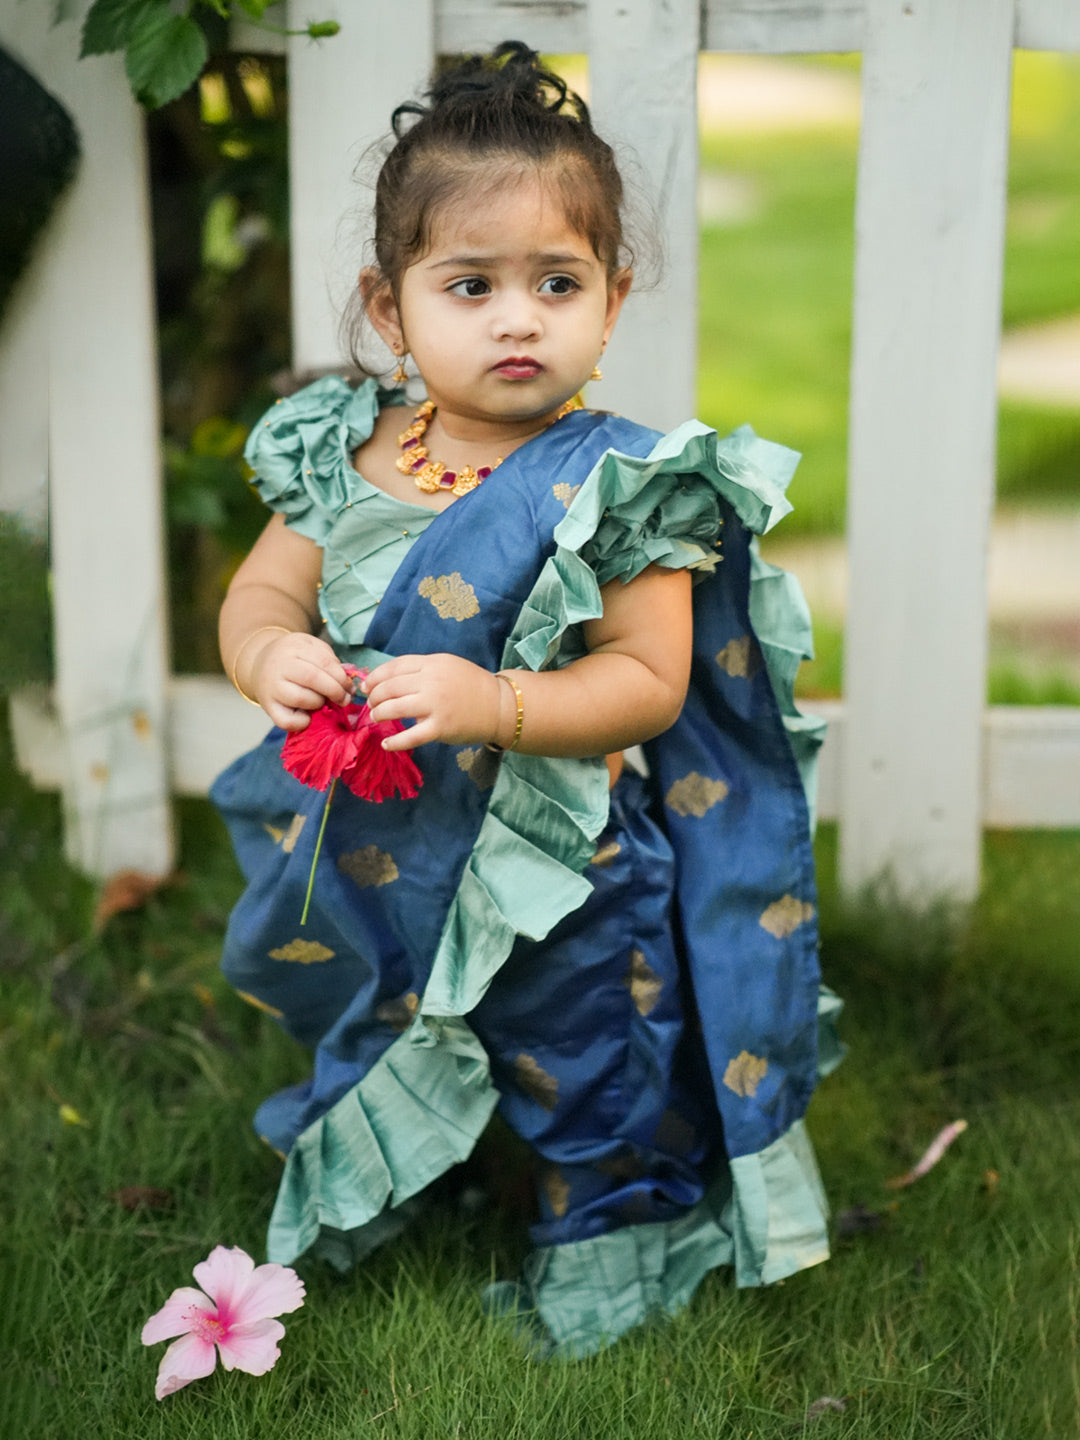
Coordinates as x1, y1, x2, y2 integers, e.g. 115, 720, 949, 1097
367, 173, 630, 433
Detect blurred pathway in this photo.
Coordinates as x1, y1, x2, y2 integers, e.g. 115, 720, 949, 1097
762, 511, 1080, 628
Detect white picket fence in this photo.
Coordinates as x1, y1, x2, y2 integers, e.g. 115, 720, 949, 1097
2, 0, 1079, 901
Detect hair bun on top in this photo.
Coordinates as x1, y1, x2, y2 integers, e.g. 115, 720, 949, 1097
391, 41, 589, 137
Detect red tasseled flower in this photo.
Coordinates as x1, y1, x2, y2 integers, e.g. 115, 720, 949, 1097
280, 670, 421, 925
281, 672, 422, 803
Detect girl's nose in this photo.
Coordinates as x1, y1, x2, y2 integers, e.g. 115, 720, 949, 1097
492, 291, 542, 342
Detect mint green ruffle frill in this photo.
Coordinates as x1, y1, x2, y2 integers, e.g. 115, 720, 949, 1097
258, 406, 840, 1355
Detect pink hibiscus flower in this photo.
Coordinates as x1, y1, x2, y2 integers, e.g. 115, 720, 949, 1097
141, 1245, 305, 1400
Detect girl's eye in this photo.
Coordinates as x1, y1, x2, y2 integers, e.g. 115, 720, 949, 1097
448, 277, 490, 298
539, 275, 579, 296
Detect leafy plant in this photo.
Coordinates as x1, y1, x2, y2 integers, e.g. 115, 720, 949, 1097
73, 0, 338, 109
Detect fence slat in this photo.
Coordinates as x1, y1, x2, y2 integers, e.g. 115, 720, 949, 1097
2, 10, 174, 878
586, 0, 700, 433
0, 243, 49, 529
840, 0, 1014, 900
438, 0, 588, 53
286, 0, 436, 371
15, 687, 1080, 831
705, 0, 864, 52
1017, 0, 1080, 50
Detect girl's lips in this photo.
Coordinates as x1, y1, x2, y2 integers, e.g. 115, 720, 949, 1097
494, 358, 542, 379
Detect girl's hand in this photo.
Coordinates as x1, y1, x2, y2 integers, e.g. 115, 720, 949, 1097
249, 631, 354, 732
361, 654, 503, 752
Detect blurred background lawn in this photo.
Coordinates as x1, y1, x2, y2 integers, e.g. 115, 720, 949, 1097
698, 51, 1080, 530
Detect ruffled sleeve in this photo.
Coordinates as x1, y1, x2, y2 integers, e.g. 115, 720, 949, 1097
243, 376, 381, 545
555, 419, 801, 586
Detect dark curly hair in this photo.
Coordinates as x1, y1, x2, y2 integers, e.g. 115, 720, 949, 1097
344, 43, 633, 361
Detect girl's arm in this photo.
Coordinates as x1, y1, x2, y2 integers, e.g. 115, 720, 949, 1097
220, 514, 353, 731
363, 563, 693, 755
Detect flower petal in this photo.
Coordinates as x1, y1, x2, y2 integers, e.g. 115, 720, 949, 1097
141, 1287, 215, 1345
283, 703, 362, 791
192, 1246, 255, 1318
228, 1262, 306, 1326
154, 1331, 218, 1400
216, 1316, 286, 1376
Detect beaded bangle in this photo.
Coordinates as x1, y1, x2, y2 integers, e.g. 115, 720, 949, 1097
485, 671, 524, 753
230, 626, 291, 706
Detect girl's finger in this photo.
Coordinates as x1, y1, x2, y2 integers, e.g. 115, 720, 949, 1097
380, 719, 432, 752
361, 656, 423, 692
367, 694, 423, 724
279, 680, 334, 710
365, 673, 425, 706
290, 662, 351, 703
266, 702, 311, 733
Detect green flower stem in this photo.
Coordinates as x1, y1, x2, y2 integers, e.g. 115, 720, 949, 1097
300, 776, 337, 926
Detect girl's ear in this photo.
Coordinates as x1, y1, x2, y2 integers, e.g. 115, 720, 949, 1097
359, 266, 404, 352
603, 267, 633, 344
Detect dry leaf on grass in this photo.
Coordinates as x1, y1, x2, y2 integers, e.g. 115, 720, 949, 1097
109, 1186, 174, 1213
93, 869, 177, 931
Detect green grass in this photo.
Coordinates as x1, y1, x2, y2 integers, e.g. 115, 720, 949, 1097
3, 710, 1080, 1438
697, 53, 1080, 536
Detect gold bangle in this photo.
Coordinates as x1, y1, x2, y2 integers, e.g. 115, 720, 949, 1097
229, 626, 291, 706
484, 671, 524, 753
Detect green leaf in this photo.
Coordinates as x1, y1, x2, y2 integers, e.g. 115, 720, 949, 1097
80, 0, 156, 57
235, 0, 278, 16
124, 8, 209, 109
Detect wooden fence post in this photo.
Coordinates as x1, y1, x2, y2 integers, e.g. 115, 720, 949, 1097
2, 8, 173, 878
287, 0, 435, 372
841, 0, 1014, 900
587, 0, 701, 433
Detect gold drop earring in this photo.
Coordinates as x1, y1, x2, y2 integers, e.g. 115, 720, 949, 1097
392, 344, 408, 386
590, 352, 604, 382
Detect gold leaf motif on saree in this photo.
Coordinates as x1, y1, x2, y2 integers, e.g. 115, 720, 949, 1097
590, 840, 622, 867
715, 634, 761, 680
456, 746, 501, 789
338, 845, 399, 888
265, 813, 307, 853
375, 991, 420, 1032
417, 571, 480, 621
268, 938, 335, 964
624, 948, 662, 1016
552, 482, 581, 509
514, 1053, 559, 1111
665, 771, 729, 818
236, 989, 284, 1018
542, 1165, 570, 1217
759, 894, 815, 939
723, 1050, 769, 1099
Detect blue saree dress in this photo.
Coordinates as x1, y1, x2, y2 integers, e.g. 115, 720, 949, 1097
211, 376, 843, 1356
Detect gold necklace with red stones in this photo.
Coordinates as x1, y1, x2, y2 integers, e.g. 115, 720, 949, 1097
396, 394, 584, 497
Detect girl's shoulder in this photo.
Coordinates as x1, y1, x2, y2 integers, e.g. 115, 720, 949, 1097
243, 376, 408, 544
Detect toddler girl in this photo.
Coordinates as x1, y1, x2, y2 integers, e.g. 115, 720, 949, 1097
212, 42, 840, 1357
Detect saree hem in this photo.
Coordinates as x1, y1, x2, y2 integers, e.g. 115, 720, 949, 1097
481, 1118, 828, 1358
